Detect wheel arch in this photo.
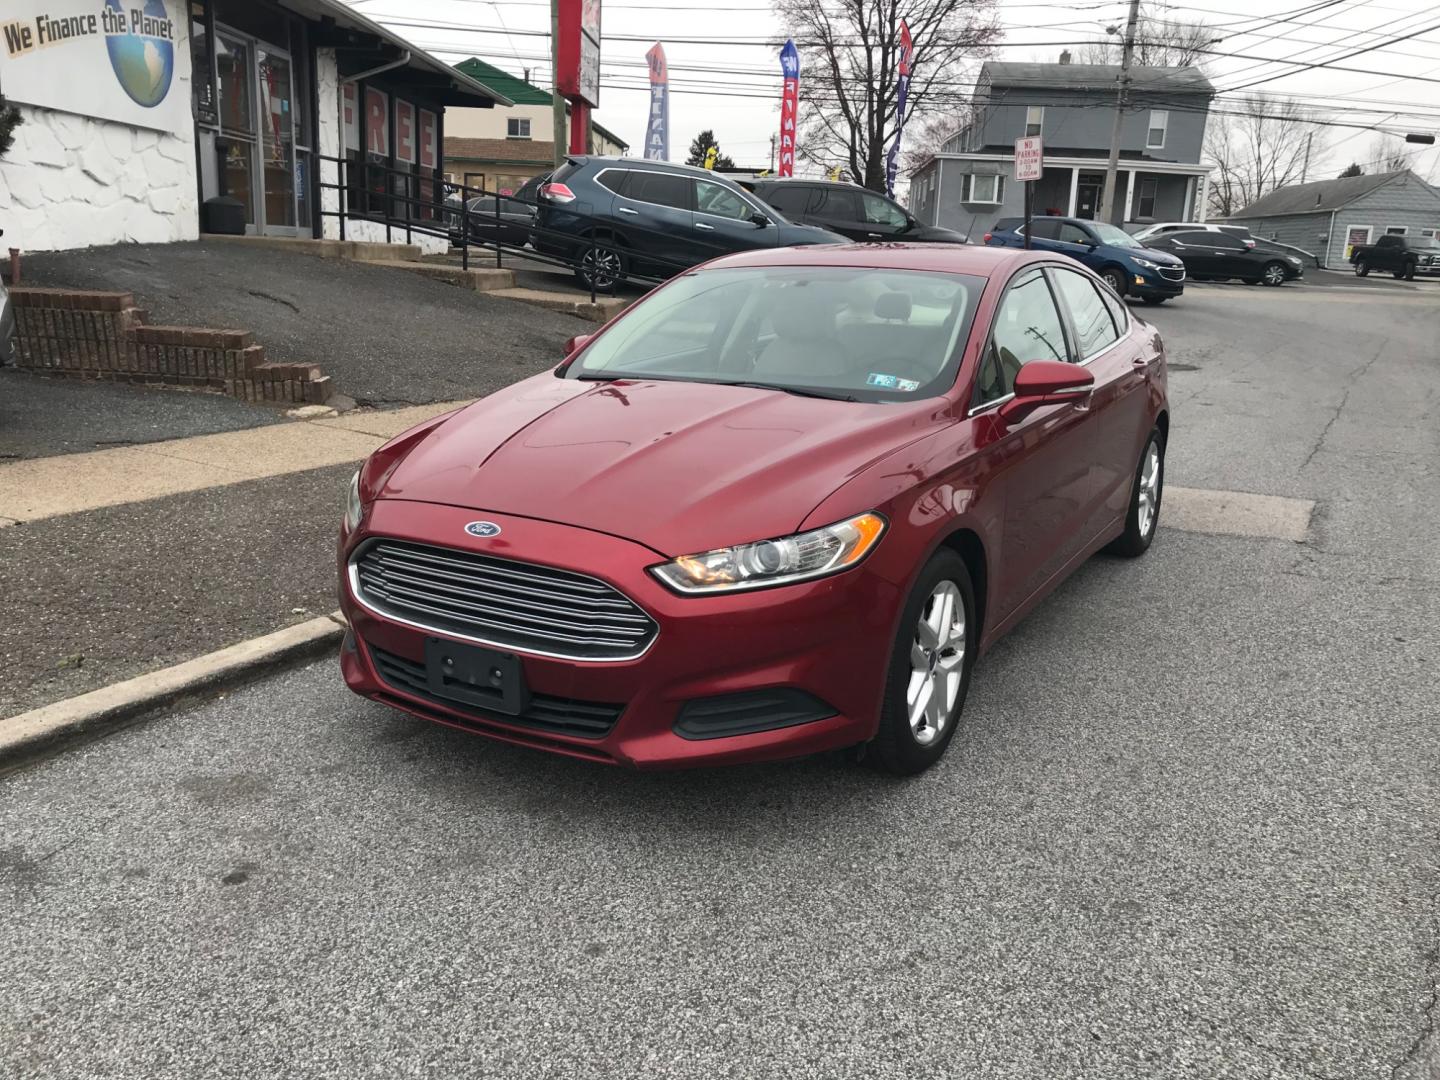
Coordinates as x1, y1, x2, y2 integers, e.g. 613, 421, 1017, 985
935, 526, 989, 643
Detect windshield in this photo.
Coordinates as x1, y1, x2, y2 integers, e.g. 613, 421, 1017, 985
1090, 222, 1142, 248
566, 266, 983, 402
1409, 237, 1440, 250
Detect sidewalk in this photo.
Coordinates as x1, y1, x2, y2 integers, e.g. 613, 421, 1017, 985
0, 403, 465, 716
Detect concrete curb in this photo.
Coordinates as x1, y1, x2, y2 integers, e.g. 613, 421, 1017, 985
0, 613, 347, 771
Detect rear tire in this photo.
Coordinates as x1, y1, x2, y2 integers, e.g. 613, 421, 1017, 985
1106, 428, 1165, 558
1355, 260, 1370, 277
867, 550, 976, 776
575, 239, 627, 294
1100, 266, 1127, 296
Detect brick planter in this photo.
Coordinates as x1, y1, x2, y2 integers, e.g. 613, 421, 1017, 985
9, 288, 333, 405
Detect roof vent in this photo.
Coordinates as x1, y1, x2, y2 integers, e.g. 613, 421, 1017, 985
1059, 49, 1072, 64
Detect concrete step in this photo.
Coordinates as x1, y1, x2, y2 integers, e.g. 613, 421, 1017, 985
486, 287, 629, 323
200, 234, 424, 262
355, 260, 516, 293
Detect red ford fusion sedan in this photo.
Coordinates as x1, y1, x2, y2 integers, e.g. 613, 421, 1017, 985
338, 244, 1168, 774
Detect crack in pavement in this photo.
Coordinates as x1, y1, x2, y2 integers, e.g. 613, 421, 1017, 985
1393, 943, 1440, 1080
1299, 338, 1389, 472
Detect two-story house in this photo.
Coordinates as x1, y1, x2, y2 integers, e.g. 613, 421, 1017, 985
909, 55, 1214, 236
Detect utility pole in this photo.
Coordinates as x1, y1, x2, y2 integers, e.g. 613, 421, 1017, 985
1099, 0, 1141, 225
770, 134, 776, 174
1301, 130, 1314, 182
550, 0, 566, 166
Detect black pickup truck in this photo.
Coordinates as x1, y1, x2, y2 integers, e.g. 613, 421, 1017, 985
1349, 233, 1440, 279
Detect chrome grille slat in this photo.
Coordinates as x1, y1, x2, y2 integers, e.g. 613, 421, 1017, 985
353, 539, 658, 661
360, 564, 652, 622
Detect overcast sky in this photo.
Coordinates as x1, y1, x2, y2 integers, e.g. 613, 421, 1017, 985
343, 0, 1440, 182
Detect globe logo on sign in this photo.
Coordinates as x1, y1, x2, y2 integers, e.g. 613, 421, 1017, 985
104, 0, 175, 108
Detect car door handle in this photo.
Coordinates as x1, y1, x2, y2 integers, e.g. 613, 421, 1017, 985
1132, 356, 1154, 369
616, 207, 638, 216
695, 222, 715, 231
867, 232, 882, 239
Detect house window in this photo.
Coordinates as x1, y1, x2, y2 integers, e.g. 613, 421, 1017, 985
1146, 110, 1168, 149
965, 173, 1002, 204
1136, 177, 1159, 219
507, 117, 531, 139
1025, 106, 1043, 138
1385, 225, 1408, 235
1422, 228, 1437, 238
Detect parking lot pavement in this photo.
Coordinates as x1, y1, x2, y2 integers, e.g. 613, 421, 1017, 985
2, 285, 1437, 1079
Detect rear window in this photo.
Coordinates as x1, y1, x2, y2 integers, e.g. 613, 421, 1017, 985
760, 185, 813, 216
595, 169, 630, 196
567, 266, 984, 402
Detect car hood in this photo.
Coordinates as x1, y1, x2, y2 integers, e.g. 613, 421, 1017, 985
380, 373, 946, 556
908, 225, 968, 244
1136, 245, 1185, 267
777, 223, 849, 246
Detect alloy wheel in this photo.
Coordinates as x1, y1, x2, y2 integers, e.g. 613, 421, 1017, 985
1264, 263, 1286, 286
906, 581, 966, 747
582, 246, 623, 289
1137, 441, 1162, 538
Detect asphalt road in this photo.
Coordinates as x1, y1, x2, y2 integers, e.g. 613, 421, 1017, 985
3, 284, 1438, 1079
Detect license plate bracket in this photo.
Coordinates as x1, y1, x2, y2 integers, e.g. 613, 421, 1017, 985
424, 638, 529, 716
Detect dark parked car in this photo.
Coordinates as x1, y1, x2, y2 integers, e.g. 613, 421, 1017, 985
748, 178, 967, 244
1350, 233, 1440, 279
985, 216, 1185, 303
533, 157, 845, 292
444, 193, 536, 247
1144, 230, 1302, 286
339, 244, 1169, 774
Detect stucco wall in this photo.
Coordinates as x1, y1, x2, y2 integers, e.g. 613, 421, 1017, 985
0, 16, 198, 254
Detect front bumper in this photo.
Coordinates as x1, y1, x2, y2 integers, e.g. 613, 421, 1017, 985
1131, 268, 1185, 298
338, 501, 901, 769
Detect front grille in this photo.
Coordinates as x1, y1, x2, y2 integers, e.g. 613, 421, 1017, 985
367, 641, 624, 739
1158, 266, 1186, 282
352, 539, 657, 661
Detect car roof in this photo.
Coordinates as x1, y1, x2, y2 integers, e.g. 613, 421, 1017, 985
701, 243, 1047, 277
752, 178, 862, 190
571, 155, 718, 179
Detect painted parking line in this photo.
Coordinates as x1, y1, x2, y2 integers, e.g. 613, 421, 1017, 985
1162, 486, 1313, 542
0, 401, 469, 524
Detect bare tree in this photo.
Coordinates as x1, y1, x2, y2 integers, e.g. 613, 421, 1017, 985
899, 105, 974, 176
1074, 5, 1214, 68
773, 0, 1000, 191
1368, 135, 1414, 174
1205, 96, 1324, 217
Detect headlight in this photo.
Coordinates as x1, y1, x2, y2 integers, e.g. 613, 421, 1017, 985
1132, 257, 1161, 270
343, 469, 363, 531
650, 512, 886, 594
1287, 256, 1302, 265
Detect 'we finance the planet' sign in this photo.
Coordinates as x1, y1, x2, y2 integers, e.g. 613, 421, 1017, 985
0, 0, 190, 134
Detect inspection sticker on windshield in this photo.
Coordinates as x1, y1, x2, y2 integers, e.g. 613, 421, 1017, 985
867, 373, 921, 391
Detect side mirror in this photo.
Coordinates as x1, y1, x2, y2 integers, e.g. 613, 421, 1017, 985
998, 360, 1094, 426
564, 333, 592, 357
750, 213, 771, 228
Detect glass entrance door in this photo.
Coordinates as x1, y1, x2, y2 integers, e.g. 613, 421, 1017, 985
256, 44, 296, 234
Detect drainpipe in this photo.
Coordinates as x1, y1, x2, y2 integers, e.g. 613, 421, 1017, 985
347, 49, 410, 85
1328, 208, 1337, 270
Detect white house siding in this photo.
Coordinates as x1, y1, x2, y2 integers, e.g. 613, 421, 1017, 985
0, 25, 198, 252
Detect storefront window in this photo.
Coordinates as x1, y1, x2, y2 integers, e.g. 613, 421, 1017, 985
222, 139, 255, 225
216, 35, 253, 135
257, 45, 296, 229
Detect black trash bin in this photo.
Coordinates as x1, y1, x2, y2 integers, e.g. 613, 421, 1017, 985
203, 196, 246, 235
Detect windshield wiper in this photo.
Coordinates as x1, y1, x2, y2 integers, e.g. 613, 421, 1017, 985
728, 381, 860, 402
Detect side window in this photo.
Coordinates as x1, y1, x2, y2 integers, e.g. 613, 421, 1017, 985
761, 185, 811, 216
625, 171, 693, 210
1057, 223, 1092, 245
1098, 280, 1128, 327
595, 170, 631, 196
1169, 231, 1207, 246
695, 179, 753, 221
1377, 234, 1401, 247
1211, 234, 1247, 250
1050, 269, 1120, 359
810, 187, 862, 221
861, 192, 908, 228
1027, 218, 1061, 240
976, 270, 1069, 406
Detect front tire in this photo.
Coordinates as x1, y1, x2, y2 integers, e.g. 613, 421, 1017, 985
1141, 296, 1167, 305
1107, 428, 1165, 558
1100, 266, 1128, 296
868, 550, 976, 776
1355, 259, 1370, 277
1401, 262, 1416, 281
1261, 261, 1287, 286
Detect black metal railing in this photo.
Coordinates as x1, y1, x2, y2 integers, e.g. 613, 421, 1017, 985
316, 155, 706, 303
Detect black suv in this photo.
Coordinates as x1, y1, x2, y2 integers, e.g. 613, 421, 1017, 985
1144, 230, 1303, 286
533, 157, 845, 292
748, 179, 967, 245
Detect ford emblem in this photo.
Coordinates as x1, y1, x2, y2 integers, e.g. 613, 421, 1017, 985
464, 521, 502, 538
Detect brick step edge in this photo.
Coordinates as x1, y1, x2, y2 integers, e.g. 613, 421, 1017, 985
8, 288, 334, 405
